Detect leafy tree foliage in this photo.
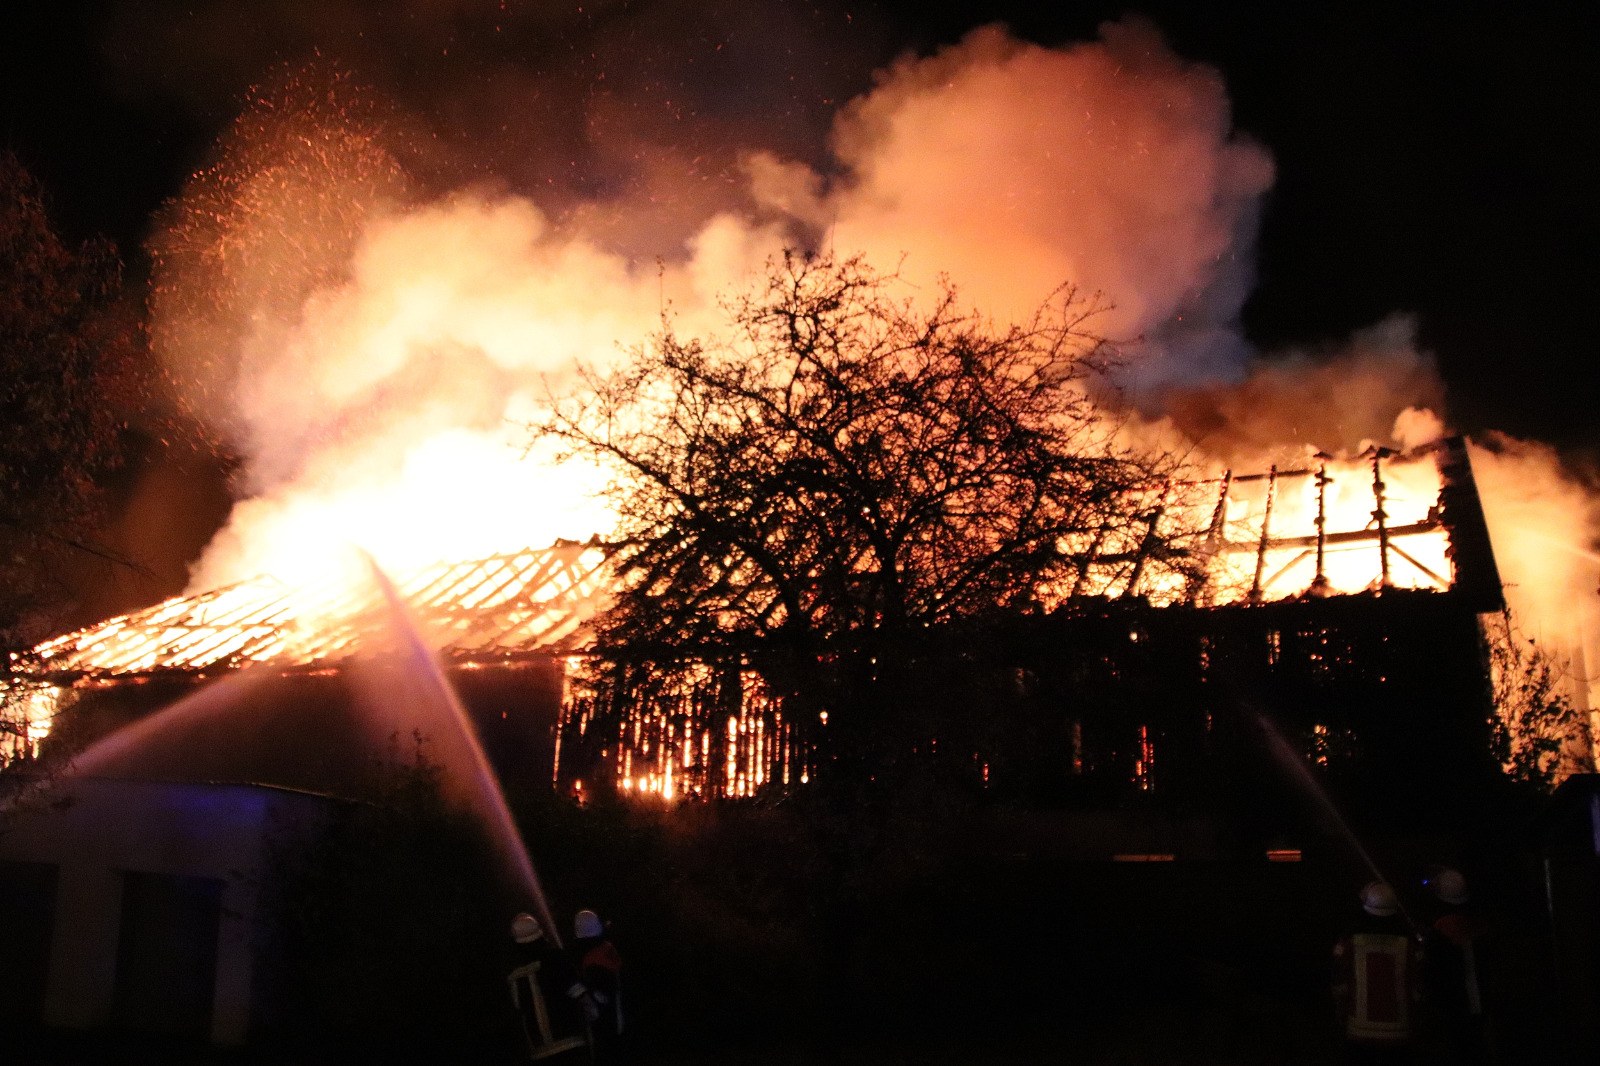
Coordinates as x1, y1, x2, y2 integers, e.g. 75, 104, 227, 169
541, 252, 1189, 776
0, 153, 146, 644
1485, 608, 1591, 790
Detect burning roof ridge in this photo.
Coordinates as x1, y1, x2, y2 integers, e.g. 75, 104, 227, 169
24, 540, 613, 681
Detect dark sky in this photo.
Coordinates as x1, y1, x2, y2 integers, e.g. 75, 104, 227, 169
4, 1, 1598, 456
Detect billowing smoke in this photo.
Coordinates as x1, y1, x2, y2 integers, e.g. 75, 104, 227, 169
749, 19, 1274, 389
1469, 436, 1600, 646
151, 18, 1281, 589
1156, 316, 1444, 464
152, 71, 777, 587
142, 12, 1599, 732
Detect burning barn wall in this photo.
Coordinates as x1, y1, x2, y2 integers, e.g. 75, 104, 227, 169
557, 664, 810, 802
548, 436, 1512, 807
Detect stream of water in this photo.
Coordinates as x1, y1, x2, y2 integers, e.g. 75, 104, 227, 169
1243, 697, 1419, 930
362, 555, 562, 945
7, 557, 562, 946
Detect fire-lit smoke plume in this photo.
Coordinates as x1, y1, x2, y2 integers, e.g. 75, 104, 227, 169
748, 19, 1275, 388
144, 13, 1599, 733
152, 19, 1278, 590
1157, 316, 1445, 464
1469, 436, 1600, 648
150, 70, 783, 588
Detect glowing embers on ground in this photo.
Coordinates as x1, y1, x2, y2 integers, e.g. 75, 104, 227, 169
26, 540, 610, 679
556, 664, 809, 802
1065, 446, 1453, 606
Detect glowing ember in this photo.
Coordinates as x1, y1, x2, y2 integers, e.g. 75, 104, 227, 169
0, 682, 58, 765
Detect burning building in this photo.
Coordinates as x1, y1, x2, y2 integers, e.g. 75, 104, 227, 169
550, 435, 1513, 826
0, 423, 1535, 1047
9, 542, 609, 788
1, 543, 609, 1042
10, 11, 1600, 1052
34, 15, 1581, 820
7, 436, 1508, 826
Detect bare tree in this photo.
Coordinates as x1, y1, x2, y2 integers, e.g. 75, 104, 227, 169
538, 252, 1193, 777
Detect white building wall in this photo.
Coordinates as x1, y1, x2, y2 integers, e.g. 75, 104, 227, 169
0, 777, 329, 1044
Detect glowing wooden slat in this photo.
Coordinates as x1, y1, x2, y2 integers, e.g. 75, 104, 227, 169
404, 556, 490, 606
28, 543, 612, 679
469, 554, 555, 609
496, 585, 600, 647
452, 557, 529, 611
445, 553, 603, 647
487, 575, 603, 650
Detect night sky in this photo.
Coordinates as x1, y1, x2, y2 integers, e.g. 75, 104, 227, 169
4, 1, 1597, 457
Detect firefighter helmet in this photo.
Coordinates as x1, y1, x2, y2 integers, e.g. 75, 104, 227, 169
1361, 881, 1399, 917
511, 912, 543, 944
574, 909, 604, 939
1428, 868, 1469, 905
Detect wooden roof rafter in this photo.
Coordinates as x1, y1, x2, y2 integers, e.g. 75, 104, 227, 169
23, 540, 612, 683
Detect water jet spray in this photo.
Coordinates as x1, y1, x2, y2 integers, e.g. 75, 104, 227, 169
1232, 687, 1421, 934
361, 552, 563, 947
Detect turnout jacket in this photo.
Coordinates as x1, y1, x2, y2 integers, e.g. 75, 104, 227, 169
1332, 915, 1424, 1044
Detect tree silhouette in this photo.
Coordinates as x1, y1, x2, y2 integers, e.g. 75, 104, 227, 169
540, 252, 1194, 778
0, 152, 146, 645
1484, 608, 1590, 790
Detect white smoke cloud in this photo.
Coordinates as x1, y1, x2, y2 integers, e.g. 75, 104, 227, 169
159, 18, 1284, 590
1470, 434, 1600, 647
747, 19, 1275, 388
174, 186, 784, 589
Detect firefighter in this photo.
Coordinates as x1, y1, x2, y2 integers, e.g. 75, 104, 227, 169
507, 912, 590, 1059
572, 909, 624, 1059
1332, 881, 1424, 1064
1421, 869, 1491, 1063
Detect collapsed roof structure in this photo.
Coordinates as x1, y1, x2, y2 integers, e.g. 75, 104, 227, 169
554, 437, 1506, 804
25, 541, 609, 682
4, 541, 609, 782
9, 438, 1504, 812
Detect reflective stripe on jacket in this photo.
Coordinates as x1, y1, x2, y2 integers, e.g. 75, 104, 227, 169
1335, 931, 1418, 1043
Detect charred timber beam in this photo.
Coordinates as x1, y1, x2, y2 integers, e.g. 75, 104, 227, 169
1262, 549, 1314, 596
1185, 471, 1233, 604
1228, 467, 1314, 483
1081, 519, 1446, 573
1249, 466, 1278, 603
1312, 459, 1331, 595
1386, 542, 1451, 589
1124, 481, 1172, 599
1213, 519, 1442, 553
1372, 449, 1393, 587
